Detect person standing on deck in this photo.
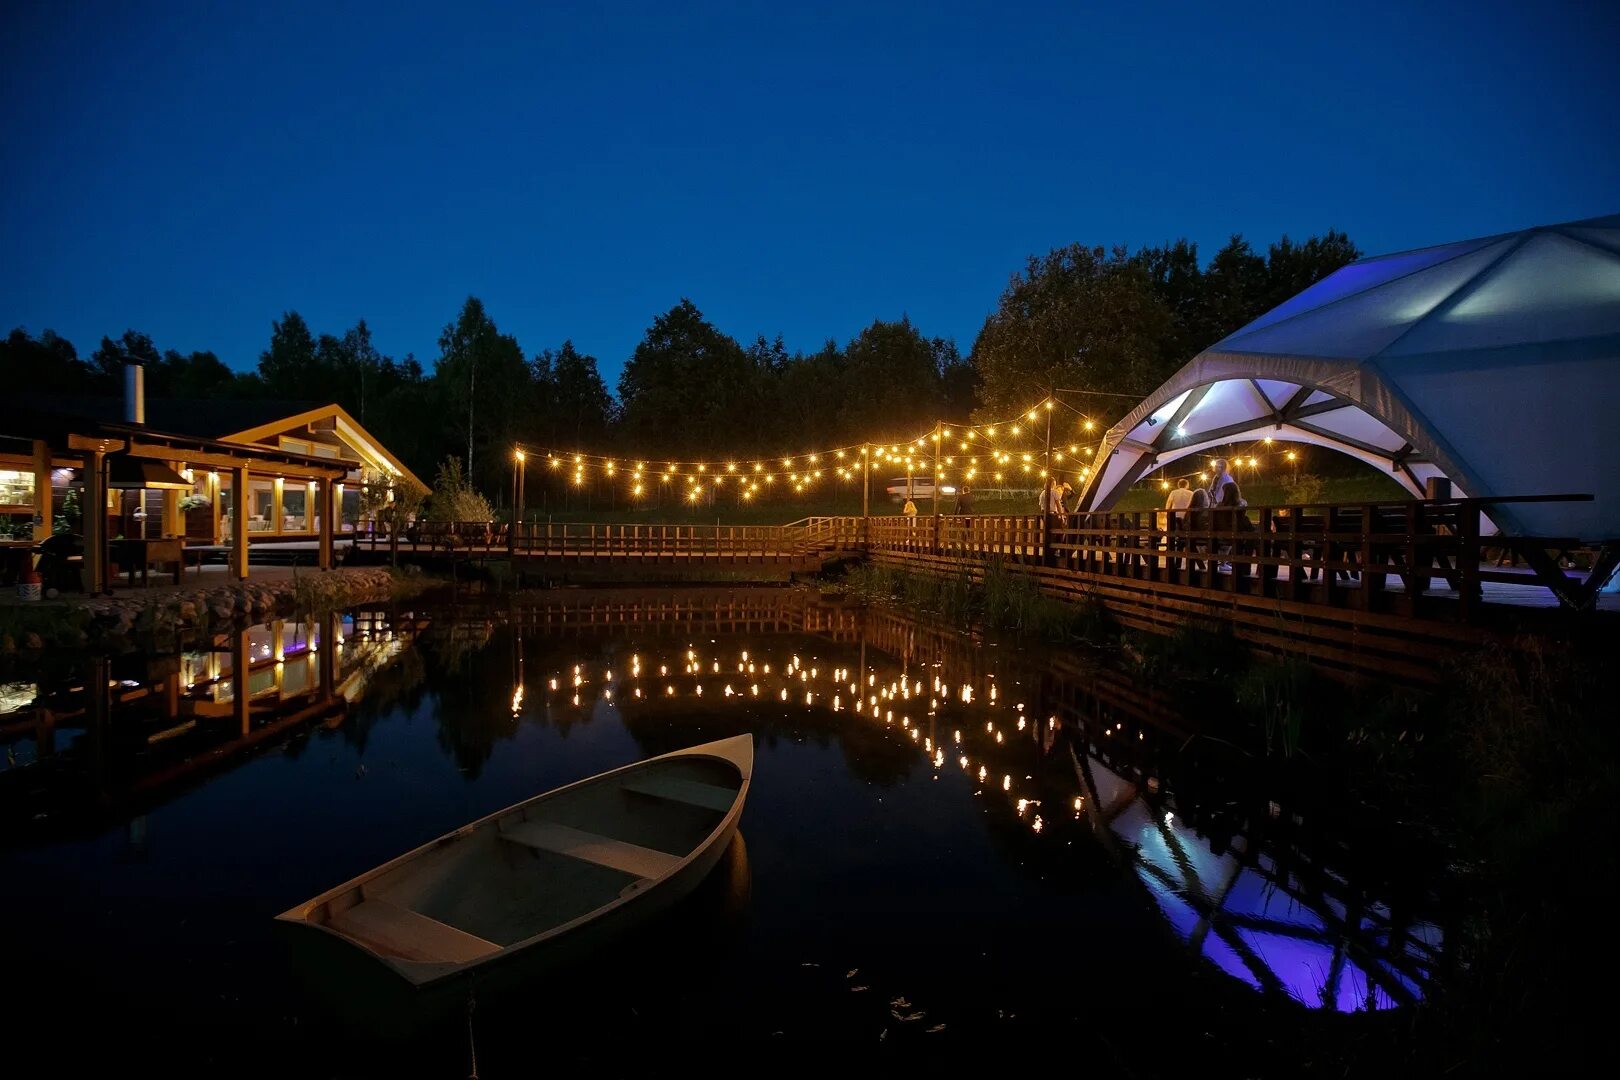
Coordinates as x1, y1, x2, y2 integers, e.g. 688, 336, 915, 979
954, 483, 973, 515
1165, 478, 1194, 561
1039, 477, 1062, 565
1207, 458, 1251, 574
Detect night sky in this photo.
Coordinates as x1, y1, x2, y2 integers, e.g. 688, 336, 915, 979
3, 1, 1616, 385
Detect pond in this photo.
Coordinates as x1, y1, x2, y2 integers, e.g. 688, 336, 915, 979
0, 587, 1445, 1073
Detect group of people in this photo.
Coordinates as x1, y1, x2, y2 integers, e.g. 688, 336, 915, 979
900, 483, 976, 519
1161, 456, 1246, 523
1160, 457, 1251, 572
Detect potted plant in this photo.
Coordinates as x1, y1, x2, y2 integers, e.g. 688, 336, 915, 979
180, 492, 213, 541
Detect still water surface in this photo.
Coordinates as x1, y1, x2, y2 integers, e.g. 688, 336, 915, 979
0, 588, 1443, 1073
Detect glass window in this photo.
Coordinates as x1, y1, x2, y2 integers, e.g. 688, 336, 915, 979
0, 470, 35, 506
250, 481, 275, 531
341, 488, 360, 531
282, 486, 308, 532
219, 474, 234, 534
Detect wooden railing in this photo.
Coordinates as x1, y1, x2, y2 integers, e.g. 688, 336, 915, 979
347, 496, 1610, 614
863, 495, 1610, 615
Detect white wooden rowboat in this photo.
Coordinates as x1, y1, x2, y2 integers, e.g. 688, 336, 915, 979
275, 734, 752, 1026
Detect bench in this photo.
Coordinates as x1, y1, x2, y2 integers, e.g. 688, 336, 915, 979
621, 775, 737, 814
499, 820, 680, 879
327, 898, 500, 964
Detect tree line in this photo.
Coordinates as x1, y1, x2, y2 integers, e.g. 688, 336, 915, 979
5, 229, 1357, 498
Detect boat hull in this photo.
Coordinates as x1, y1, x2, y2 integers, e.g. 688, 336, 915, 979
274, 735, 753, 1035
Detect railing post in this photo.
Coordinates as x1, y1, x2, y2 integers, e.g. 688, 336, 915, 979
1458, 503, 1480, 620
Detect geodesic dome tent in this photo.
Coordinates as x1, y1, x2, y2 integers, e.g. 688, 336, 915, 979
1077, 213, 1620, 543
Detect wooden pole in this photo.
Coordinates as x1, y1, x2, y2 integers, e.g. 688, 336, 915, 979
861, 444, 870, 547
932, 421, 941, 518
82, 450, 106, 594
1045, 398, 1053, 483
31, 440, 52, 542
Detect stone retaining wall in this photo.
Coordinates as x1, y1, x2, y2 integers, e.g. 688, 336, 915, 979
73, 567, 409, 638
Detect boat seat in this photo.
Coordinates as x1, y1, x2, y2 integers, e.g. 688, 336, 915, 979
327, 898, 500, 964
500, 820, 680, 880
620, 774, 737, 814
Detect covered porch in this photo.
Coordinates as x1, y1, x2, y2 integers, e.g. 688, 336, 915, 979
6, 411, 350, 593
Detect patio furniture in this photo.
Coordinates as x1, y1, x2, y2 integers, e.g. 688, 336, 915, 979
109, 537, 185, 587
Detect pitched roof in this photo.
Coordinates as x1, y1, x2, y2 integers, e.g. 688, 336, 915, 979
14, 393, 325, 440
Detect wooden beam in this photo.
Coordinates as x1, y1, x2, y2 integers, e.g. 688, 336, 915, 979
125, 440, 345, 480
67, 434, 127, 454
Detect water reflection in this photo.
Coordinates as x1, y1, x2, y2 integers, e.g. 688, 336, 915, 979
0, 585, 1444, 1063
481, 590, 1443, 1014
0, 607, 426, 836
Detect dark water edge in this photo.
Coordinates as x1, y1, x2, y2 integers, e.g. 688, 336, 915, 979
0, 585, 1459, 1075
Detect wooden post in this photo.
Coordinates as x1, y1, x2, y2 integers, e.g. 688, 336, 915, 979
209, 471, 221, 544
82, 450, 107, 594
232, 626, 251, 736
320, 611, 337, 700
272, 477, 284, 538
31, 440, 52, 541
231, 467, 250, 580
162, 484, 180, 538
271, 619, 285, 694
318, 477, 334, 571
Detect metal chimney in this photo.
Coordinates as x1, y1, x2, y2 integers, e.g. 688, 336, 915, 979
124, 362, 145, 424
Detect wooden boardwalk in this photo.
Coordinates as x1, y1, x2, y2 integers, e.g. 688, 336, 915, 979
331, 498, 1615, 682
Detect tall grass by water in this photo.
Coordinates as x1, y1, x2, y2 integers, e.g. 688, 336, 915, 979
836, 560, 1114, 644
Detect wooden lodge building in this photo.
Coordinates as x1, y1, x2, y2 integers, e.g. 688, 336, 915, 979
4, 363, 422, 591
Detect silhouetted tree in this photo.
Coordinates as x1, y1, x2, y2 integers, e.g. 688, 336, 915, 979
617, 300, 759, 457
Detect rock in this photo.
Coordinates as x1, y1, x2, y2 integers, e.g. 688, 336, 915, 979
24, 633, 44, 650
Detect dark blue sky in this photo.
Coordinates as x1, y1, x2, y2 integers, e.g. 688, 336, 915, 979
4, 1, 1617, 389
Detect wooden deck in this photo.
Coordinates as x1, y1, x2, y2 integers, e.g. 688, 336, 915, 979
336, 498, 1614, 682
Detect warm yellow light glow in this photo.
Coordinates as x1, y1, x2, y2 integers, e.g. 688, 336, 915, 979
1011, 424, 1021, 436
515, 449, 526, 462
727, 462, 736, 472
